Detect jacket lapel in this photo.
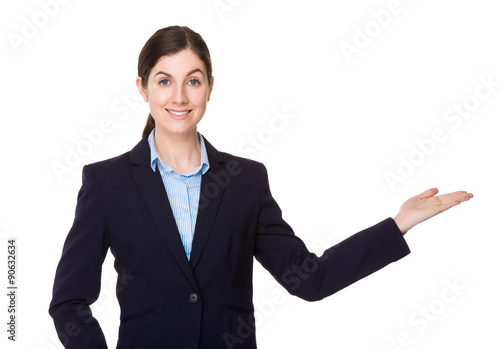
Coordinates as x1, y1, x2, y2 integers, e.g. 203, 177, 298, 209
189, 136, 228, 271
129, 136, 198, 289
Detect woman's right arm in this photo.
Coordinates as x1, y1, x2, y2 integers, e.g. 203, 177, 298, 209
49, 165, 111, 349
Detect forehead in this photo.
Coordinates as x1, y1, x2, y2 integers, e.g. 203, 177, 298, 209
151, 49, 207, 76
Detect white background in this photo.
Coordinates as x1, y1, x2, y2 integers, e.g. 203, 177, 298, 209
1, 0, 499, 348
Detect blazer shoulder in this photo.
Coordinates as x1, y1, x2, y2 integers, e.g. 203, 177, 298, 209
84, 136, 147, 177
220, 151, 263, 169
81, 139, 147, 192
218, 151, 269, 183
85, 150, 132, 175
202, 135, 266, 176
76, 153, 130, 199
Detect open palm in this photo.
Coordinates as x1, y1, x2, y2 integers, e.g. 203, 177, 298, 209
393, 188, 473, 235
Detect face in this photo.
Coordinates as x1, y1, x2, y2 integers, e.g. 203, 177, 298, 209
137, 49, 214, 138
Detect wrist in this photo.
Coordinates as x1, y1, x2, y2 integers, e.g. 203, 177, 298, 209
393, 214, 410, 235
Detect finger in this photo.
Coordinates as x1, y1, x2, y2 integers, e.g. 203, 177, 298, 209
437, 191, 474, 204
416, 187, 439, 200
453, 191, 474, 202
459, 191, 474, 200
436, 192, 473, 213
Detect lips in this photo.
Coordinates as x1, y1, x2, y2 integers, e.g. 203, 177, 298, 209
167, 109, 191, 116
166, 109, 192, 119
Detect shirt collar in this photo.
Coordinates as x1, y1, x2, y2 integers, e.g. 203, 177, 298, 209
148, 128, 210, 175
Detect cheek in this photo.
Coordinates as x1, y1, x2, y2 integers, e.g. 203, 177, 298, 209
190, 91, 209, 107
148, 91, 169, 108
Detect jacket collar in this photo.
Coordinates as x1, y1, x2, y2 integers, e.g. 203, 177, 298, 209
130, 133, 224, 166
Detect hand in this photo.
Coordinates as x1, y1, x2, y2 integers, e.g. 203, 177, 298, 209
393, 188, 473, 235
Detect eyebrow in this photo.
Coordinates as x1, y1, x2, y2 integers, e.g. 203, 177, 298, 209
154, 68, 204, 78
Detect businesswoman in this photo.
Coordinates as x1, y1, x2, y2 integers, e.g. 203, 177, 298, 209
49, 26, 473, 349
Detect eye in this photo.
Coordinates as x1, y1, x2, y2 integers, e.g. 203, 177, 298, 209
187, 79, 200, 86
159, 78, 171, 86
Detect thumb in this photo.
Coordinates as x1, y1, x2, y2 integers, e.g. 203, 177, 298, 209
416, 187, 439, 200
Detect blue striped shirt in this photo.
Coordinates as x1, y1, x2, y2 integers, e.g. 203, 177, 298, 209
148, 129, 210, 260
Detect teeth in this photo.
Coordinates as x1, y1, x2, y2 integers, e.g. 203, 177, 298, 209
168, 109, 190, 116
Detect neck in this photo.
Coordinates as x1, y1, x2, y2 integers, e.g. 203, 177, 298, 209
153, 127, 201, 174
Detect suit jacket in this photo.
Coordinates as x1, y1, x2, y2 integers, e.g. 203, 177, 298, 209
49, 135, 411, 349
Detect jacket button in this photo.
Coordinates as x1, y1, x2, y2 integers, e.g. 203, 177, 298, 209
188, 293, 199, 303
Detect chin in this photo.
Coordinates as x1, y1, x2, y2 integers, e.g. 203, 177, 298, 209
156, 124, 198, 137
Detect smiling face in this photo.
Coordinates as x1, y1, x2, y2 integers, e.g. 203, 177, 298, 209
137, 49, 214, 138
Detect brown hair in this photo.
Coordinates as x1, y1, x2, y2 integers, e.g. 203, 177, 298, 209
138, 26, 213, 138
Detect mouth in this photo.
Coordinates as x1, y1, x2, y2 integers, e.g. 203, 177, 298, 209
166, 109, 192, 119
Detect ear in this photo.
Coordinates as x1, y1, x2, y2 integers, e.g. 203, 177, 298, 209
136, 76, 148, 102
207, 76, 214, 102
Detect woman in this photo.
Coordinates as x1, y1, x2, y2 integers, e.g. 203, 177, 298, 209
49, 26, 473, 349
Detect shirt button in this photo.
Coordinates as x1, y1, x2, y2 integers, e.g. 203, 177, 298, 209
188, 293, 199, 303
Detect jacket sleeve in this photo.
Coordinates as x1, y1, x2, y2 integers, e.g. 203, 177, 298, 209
49, 165, 110, 348
254, 164, 411, 302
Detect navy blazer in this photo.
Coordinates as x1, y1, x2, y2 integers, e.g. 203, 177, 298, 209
49, 135, 410, 349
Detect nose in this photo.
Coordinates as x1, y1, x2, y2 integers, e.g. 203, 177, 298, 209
171, 84, 188, 105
